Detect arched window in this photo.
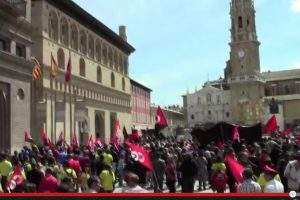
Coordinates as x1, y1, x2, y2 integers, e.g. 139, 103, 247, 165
123, 56, 128, 75
60, 18, 69, 46
88, 35, 94, 58
114, 51, 118, 71
48, 11, 58, 41
119, 54, 123, 73
238, 16, 243, 28
97, 66, 102, 83
79, 58, 85, 77
102, 43, 107, 65
111, 72, 115, 88
206, 93, 212, 103
96, 40, 101, 62
80, 30, 87, 54
57, 48, 65, 69
70, 24, 78, 50
108, 47, 113, 68
122, 77, 125, 91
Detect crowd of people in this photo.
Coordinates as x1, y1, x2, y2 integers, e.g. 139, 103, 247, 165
0, 132, 299, 193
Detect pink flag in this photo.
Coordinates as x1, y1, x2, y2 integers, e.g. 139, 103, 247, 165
280, 128, 292, 138
232, 126, 240, 142
40, 130, 50, 145
57, 131, 65, 144
111, 119, 121, 150
24, 131, 33, 143
87, 135, 95, 151
125, 142, 153, 171
71, 133, 79, 148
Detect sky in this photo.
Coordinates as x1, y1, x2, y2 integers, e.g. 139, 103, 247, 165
74, 0, 300, 106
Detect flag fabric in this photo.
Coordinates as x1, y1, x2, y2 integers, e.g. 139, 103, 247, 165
225, 155, 245, 184
40, 130, 50, 145
123, 126, 129, 140
24, 131, 33, 143
129, 129, 140, 142
6, 165, 25, 192
232, 126, 240, 142
57, 131, 65, 144
32, 57, 42, 80
87, 135, 95, 151
50, 53, 59, 78
65, 56, 71, 82
111, 119, 122, 149
216, 140, 225, 149
264, 115, 278, 134
155, 106, 168, 129
125, 142, 153, 171
95, 137, 103, 147
280, 128, 292, 138
71, 133, 79, 148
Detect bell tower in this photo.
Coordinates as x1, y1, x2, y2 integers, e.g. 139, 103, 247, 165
226, 0, 265, 125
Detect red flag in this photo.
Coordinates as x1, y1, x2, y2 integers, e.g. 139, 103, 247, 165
129, 129, 140, 142
232, 126, 240, 142
126, 142, 153, 171
57, 131, 65, 144
71, 133, 79, 148
40, 130, 50, 145
24, 131, 33, 142
264, 115, 278, 134
280, 128, 292, 138
6, 165, 25, 191
155, 106, 168, 128
225, 155, 245, 184
65, 56, 71, 82
216, 140, 225, 149
95, 137, 103, 147
87, 135, 95, 151
111, 119, 121, 149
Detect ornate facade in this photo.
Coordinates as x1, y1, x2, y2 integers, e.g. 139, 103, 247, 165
31, 0, 135, 144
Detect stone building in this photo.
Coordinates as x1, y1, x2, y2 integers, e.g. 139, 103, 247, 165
130, 79, 152, 131
184, 0, 299, 129
150, 105, 185, 137
186, 82, 231, 129
30, 0, 135, 144
0, 0, 33, 152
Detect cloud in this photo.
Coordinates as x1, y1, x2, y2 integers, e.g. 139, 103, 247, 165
291, 0, 300, 13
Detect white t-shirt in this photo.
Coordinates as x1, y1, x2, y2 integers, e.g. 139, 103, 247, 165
114, 185, 151, 193
284, 160, 300, 190
264, 179, 284, 193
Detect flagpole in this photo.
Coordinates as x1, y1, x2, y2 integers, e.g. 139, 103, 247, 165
50, 54, 54, 142
54, 79, 57, 142
69, 50, 72, 141
64, 81, 66, 138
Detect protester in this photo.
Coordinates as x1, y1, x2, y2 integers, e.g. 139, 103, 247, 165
38, 168, 59, 192
114, 171, 149, 193
264, 166, 284, 193
178, 153, 198, 193
284, 150, 300, 192
238, 168, 261, 193
195, 152, 208, 191
165, 157, 177, 193
99, 164, 115, 192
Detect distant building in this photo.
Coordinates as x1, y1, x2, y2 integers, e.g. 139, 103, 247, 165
186, 83, 231, 129
130, 79, 152, 130
0, 0, 33, 152
150, 105, 185, 137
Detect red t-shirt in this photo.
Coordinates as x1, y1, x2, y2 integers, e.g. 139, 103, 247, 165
38, 175, 59, 192
68, 158, 81, 174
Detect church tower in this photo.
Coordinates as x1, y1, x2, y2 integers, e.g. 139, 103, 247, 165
226, 0, 265, 125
